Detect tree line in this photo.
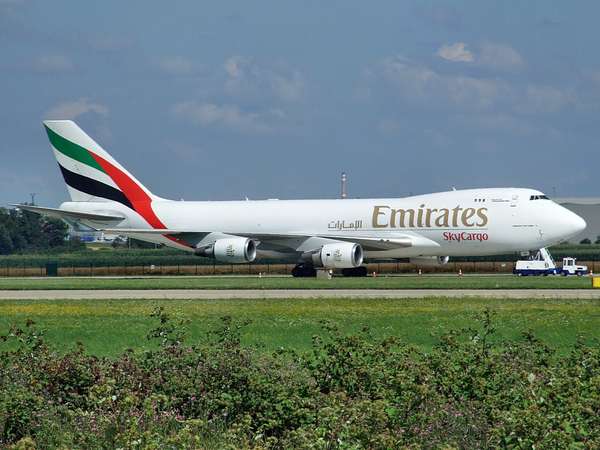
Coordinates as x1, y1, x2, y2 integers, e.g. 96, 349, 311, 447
0, 207, 84, 255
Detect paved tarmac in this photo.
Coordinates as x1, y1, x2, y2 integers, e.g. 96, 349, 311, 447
0, 289, 599, 300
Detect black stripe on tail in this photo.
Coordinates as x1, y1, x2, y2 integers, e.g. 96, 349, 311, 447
58, 163, 133, 210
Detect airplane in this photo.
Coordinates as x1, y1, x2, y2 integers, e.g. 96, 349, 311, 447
17, 120, 587, 277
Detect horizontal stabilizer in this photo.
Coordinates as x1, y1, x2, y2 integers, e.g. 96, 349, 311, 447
11, 204, 125, 223
101, 228, 184, 234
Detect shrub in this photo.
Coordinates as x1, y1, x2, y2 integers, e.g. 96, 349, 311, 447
0, 310, 598, 448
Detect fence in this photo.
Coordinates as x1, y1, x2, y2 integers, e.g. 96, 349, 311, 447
2, 260, 600, 277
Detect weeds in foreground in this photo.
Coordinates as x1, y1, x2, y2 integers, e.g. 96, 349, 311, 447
0, 308, 598, 449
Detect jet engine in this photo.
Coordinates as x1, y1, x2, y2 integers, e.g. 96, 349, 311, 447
409, 256, 450, 266
311, 242, 364, 269
196, 237, 257, 263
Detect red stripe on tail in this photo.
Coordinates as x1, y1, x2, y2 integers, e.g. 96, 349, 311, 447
89, 152, 165, 229
89, 152, 193, 249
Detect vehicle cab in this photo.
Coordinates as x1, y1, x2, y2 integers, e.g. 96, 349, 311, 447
561, 257, 588, 276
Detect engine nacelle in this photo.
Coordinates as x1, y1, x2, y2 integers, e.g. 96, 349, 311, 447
312, 242, 363, 269
410, 256, 450, 267
196, 238, 257, 263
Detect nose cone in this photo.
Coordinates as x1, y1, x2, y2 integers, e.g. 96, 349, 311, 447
571, 212, 587, 235
557, 208, 587, 240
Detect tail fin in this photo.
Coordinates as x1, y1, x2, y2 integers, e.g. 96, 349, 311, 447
43, 120, 158, 208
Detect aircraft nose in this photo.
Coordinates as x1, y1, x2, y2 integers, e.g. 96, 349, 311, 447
571, 212, 587, 235
560, 208, 586, 238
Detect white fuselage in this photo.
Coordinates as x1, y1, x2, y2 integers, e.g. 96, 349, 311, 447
62, 187, 586, 261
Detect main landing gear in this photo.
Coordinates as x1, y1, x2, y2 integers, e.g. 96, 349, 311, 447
291, 264, 317, 278
291, 264, 368, 277
341, 266, 368, 277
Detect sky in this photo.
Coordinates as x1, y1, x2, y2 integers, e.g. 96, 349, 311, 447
1, 0, 599, 206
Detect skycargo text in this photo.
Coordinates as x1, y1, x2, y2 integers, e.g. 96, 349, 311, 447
443, 232, 489, 242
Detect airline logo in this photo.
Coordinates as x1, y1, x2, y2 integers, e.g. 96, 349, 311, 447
372, 205, 488, 229
45, 123, 192, 249
45, 124, 162, 227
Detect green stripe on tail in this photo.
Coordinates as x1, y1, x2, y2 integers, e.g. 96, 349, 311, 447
44, 125, 105, 173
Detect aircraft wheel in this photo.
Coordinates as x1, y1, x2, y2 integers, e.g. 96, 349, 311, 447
341, 266, 368, 277
291, 264, 317, 278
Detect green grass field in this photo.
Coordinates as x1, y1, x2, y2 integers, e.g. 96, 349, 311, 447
0, 274, 594, 290
0, 297, 598, 356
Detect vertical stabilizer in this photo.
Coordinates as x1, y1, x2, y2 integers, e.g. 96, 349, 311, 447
43, 120, 157, 207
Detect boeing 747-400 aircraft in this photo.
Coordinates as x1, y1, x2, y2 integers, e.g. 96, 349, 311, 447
18, 120, 587, 277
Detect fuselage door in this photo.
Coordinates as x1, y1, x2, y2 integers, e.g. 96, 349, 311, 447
510, 194, 519, 219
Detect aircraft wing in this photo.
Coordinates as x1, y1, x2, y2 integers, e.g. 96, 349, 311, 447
11, 204, 125, 223
100, 228, 440, 251
313, 234, 440, 251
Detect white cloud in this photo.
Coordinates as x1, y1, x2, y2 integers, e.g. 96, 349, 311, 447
33, 55, 73, 73
377, 56, 507, 111
270, 72, 305, 102
89, 36, 133, 52
158, 56, 202, 76
436, 42, 474, 62
223, 55, 305, 102
378, 119, 402, 134
416, 6, 462, 30
0, 0, 24, 11
370, 55, 571, 116
171, 101, 283, 134
517, 85, 573, 114
437, 42, 525, 71
478, 43, 524, 71
45, 98, 109, 120
364, 54, 574, 138
224, 55, 246, 78
455, 113, 537, 136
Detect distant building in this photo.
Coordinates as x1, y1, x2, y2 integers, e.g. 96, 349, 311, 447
69, 229, 119, 244
556, 198, 600, 243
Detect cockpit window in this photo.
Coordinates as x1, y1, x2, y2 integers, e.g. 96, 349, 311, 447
529, 194, 550, 200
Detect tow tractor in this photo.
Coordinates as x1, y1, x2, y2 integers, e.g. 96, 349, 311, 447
560, 257, 588, 276
513, 248, 588, 276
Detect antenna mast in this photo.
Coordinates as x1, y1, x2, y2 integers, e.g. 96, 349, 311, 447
341, 172, 348, 199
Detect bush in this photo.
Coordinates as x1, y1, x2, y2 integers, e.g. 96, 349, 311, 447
0, 310, 598, 448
